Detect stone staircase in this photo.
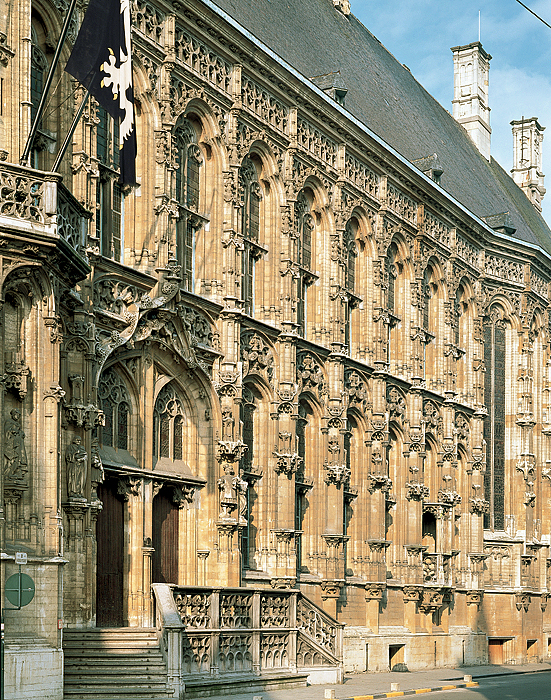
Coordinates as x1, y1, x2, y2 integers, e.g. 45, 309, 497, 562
63, 628, 175, 700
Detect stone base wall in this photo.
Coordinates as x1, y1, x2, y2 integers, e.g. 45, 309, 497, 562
344, 627, 488, 673
4, 645, 63, 700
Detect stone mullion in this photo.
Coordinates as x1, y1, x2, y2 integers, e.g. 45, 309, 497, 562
373, 255, 390, 367
121, 478, 143, 627
403, 385, 425, 575
14, 0, 32, 160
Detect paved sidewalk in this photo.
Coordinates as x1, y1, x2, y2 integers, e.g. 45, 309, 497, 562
200, 661, 551, 700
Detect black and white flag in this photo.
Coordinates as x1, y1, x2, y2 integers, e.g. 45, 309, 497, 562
66, 0, 136, 186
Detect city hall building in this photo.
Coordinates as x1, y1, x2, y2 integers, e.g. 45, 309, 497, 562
1, 0, 551, 697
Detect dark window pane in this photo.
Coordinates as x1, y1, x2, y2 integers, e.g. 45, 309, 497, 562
103, 399, 114, 447
117, 401, 129, 450
160, 414, 170, 458
112, 184, 122, 261
173, 415, 183, 461
187, 154, 200, 210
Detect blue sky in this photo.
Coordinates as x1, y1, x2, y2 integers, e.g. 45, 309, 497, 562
350, 0, 551, 226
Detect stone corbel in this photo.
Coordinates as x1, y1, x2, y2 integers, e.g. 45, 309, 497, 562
418, 587, 448, 614
466, 590, 483, 607
367, 472, 393, 493
515, 591, 531, 612
270, 577, 296, 590
364, 582, 385, 601
273, 451, 302, 476
323, 461, 350, 486
320, 579, 344, 600
117, 475, 142, 501
405, 481, 430, 501
2, 358, 30, 400
402, 585, 423, 603
541, 592, 549, 612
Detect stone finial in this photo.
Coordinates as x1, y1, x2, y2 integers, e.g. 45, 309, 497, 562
511, 117, 546, 212
333, 0, 350, 15
451, 42, 492, 161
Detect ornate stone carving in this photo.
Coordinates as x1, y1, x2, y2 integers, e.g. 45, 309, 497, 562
367, 473, 393, 493
418, 587, 448, 614
402, 585, 423, 602
273, 450, 303, 477
323, 461, 350, 486
117, 476, 142, 501
387, 386, 406, 422
469, 497, 489, 514
297, 353, 326, 397
516, 453, 536, 479
405, 482, 430, 501
438, 489, 462, 507
515, 592, 531, 612
241, 333, 274, 382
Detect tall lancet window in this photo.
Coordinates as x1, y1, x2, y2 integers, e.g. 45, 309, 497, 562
153, 383, 186, 462
483, 309, 507, 530
239, 158, 262, 316
295, 191, 315, 336
175, 119, 203, 291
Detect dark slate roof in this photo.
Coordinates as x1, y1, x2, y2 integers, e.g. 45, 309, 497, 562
210, 0, 551, 254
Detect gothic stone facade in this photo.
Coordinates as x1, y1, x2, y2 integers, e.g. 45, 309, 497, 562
1, 0, 551, 697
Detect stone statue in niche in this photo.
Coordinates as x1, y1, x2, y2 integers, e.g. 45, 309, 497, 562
90, 438, 104, 501
66, 436, 88, 500
4, 409, 28, 484
217, 462, 248, 521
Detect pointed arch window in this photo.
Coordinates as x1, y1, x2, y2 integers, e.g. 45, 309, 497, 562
153, 383, 186, 462
175, 119, 205, 292
98, 368, 131, 451
239, 158, 264, 316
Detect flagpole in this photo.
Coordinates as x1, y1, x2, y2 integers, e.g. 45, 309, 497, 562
20, 0, 79, 167
52, 88, 90, 173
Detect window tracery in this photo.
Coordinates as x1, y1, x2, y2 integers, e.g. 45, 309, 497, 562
153, 382, 186, 462
98, 368, 131, 451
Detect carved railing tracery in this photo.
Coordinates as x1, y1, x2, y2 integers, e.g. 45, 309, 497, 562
155, 585, 342, 688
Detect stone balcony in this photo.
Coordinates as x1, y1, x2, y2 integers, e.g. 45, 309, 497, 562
0, 161, 90, 284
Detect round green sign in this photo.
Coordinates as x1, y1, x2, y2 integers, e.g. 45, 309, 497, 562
5, 573, 35, 607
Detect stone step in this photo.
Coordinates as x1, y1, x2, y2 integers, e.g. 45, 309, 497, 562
63, 629, 173, 700
65, 675, 168, 685
65, 658, 166, 669
183, 671, 309, 699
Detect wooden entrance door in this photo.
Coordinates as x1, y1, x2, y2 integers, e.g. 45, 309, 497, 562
96, 480, 124, 627
152, 487, 179, 584
488, 639, 504, 664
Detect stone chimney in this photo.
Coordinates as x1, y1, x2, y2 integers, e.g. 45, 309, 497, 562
451, 42, 492, 161
511, 117, 545, 213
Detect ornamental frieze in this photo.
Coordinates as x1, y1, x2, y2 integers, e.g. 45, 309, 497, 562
173, 25, 232, 94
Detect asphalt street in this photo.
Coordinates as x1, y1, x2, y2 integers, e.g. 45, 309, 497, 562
424, 672, 550, 699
